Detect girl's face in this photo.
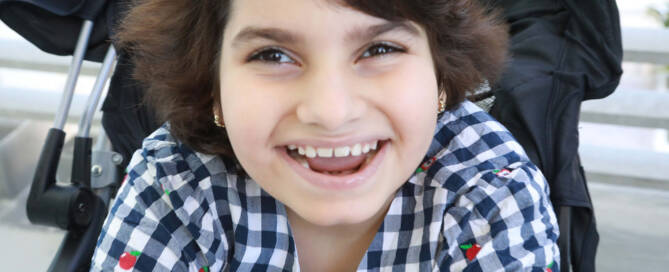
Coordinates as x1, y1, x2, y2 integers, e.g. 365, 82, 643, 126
219, 0, 439, 226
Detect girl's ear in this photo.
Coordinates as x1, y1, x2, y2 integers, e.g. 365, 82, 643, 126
212, 93, 225, 127
438, 91, 447, 113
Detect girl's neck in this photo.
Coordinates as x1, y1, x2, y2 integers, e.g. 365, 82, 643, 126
285, 197, 393, 272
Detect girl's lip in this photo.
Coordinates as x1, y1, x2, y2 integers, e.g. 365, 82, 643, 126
277, 140, 389, 191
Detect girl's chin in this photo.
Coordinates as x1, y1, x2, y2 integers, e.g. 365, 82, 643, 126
285, 193, 395, 228
292, 210, 377, 228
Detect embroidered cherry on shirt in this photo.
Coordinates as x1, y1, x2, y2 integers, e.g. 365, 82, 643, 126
199, 266, 210, 272
493, 168, 512, 178
545, 261, 555, 272
119, 251, 141, 270
159, 183, 171, 196
459, 243, 481, 261
415, 156, 437, 173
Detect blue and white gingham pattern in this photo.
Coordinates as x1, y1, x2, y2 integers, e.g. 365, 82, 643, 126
90, 100, 560, 271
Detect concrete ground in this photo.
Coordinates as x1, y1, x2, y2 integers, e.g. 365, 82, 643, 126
1, 181, 668, 271
590, 182, 669, 271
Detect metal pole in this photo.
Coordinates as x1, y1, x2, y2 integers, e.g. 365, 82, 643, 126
78, 47, 117, 137
53, 20, 94, 130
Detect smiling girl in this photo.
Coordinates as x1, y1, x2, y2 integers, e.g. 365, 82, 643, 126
91, 0, 560, 271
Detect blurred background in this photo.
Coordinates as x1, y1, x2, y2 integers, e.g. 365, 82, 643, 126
1, 1, 669, 271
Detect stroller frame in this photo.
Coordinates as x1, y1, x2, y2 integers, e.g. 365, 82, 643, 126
25, 19, 121, 271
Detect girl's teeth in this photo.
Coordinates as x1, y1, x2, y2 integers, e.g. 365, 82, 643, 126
288, 140, 381, 158
334, 146, 350, 157
317, 147, 333, 158
305, 146, 317, 158
324, 170, 355, 176
351, 143, 362, 156
288, 147, 378, 174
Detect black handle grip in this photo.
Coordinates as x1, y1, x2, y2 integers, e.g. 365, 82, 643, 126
72, 136, 92, 188
26, 128, 93, 230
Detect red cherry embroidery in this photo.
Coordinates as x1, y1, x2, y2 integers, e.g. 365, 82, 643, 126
493, 168, 512, 177
159, 183, 171, 195
545, 261, 555, 272
199, 266, 210, 272
416, 156, 437, 173
459, 243, 482, 261
119, 251, 141, 270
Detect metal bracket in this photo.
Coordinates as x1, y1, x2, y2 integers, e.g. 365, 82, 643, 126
90, 150, 123, 189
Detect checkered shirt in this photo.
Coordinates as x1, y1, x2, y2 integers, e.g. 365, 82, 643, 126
90, 100, 560, 271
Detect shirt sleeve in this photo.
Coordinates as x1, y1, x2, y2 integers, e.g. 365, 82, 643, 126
440, 162, 560, 272
90, 150, 208, 272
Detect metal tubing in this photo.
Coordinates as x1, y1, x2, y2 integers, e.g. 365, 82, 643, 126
78, 47, 117, 137
53, 20, 94, 130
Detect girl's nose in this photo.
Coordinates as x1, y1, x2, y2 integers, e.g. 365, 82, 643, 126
296, 67, 365, 131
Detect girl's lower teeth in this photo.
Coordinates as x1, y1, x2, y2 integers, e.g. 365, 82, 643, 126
325, 170, 355, 175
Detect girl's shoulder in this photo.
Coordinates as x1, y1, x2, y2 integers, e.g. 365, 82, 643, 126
412, 101, 560, 270
419, 100, 541, 193
128, 123, 246, 209
418, 101, 553, 217
133, 123, 239, 187
92, 125, 236, 271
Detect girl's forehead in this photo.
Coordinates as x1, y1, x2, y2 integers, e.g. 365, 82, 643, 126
224, 0, 424, 45
228, 0, 351, 20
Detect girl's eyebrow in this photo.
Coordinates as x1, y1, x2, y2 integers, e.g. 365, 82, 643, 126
346, 21, 420, 43
230, 21, 420, 48
231, 27, 301, 48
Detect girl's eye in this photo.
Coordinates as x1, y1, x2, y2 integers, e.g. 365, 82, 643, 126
248, 48, 295, 64
360, 43, 405, 59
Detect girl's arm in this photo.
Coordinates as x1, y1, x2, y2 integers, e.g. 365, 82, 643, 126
439, 162, 560, 271
90, 151, 211, 272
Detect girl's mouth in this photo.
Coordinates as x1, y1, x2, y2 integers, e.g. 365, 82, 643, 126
278, 140, 390, 190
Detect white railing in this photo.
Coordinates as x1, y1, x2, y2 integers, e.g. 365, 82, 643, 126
579, 27, 669, 188
621, 27, 669, 65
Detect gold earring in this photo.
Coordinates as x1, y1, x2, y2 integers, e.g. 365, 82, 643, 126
438, 97, 446, 113
213, 113, 225, 128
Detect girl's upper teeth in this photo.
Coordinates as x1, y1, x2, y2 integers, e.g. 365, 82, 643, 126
317, 147, 333, 157
334, 146, 350, 157
289, 140, 379, 158
351, 143, 362, 156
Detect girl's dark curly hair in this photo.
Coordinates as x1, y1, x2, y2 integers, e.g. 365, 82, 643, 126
116, 0, 509, 159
